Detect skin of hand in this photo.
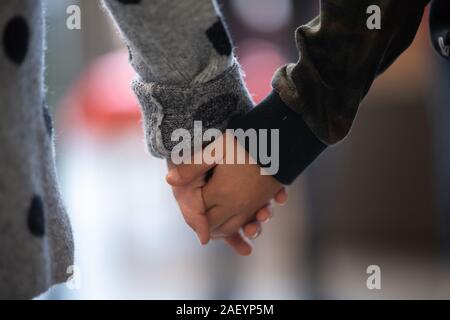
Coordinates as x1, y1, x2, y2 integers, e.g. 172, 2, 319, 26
166, 133, 287, 255
167, 160, 287, 255
202, 137, 284, 240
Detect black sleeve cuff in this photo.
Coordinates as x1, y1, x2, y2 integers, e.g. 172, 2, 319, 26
228, 91, 327, 185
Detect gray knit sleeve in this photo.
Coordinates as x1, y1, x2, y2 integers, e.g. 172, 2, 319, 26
102, 0, 253, 158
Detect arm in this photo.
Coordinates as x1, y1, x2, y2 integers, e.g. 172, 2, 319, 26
230, 0, 430, 184
102, 0, 253, 157
102, 0, 280, 254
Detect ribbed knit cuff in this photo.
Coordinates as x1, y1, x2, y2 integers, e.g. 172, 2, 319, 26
133, 63, 253, 158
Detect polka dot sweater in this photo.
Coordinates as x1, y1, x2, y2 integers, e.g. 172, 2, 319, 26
0, 0, 252, 299
0, 0, 73, 299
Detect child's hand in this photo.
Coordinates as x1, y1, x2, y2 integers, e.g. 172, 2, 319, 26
166, 133, 287, 255
167, 160, 287, 255
201, 135, 284, 239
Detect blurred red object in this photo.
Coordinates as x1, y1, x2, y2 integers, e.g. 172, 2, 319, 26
59, 49, 141, 138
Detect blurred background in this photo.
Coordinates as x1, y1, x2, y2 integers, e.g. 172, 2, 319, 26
40, 0, 450, 299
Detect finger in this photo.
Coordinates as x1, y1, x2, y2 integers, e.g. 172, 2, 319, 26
166, 163, 216, 187
206, 206, 235, 232
190, 172, 208, 188
223, 233, 253, 256
201, 172, 220, 211
166, 136, 225, 186
274, 187, 288, 205
182, 207, 210, 245
168, 160, 206, 187
172, 186, 210, 245
243, 221, 262, 239
256, 204, 273, 223
211, 214, 247, 238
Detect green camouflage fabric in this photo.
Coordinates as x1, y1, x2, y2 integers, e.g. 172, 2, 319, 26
273, 0, 430, 145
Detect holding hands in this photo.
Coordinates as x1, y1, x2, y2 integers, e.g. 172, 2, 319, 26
166, 132, 287, 256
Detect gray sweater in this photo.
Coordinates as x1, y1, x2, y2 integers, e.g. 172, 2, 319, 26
0, 0, 252, 299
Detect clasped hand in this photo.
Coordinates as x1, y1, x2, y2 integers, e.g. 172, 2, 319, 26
166, 132, 287, 256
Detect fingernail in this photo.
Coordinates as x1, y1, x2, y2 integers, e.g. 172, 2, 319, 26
250, 230, 261, 239
262, 216, 271, 224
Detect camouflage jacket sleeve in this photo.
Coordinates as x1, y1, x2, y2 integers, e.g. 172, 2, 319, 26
230, 0, 430, 185
273, 0, 430, 145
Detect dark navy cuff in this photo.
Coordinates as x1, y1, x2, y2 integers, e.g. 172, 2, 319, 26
228, 91, 327, 185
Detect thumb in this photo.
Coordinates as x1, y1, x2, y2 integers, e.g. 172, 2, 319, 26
274, 187, 288, 205
166, 161, 216, 186
166, 138, 224, 186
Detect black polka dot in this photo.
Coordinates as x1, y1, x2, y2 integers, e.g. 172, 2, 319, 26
117, 0, 141, 4
206, 19, 232, 56
2, 16, 29, 65
27, 196, 46, 237
127, 45, 133, 62
42, 102, 54, 136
